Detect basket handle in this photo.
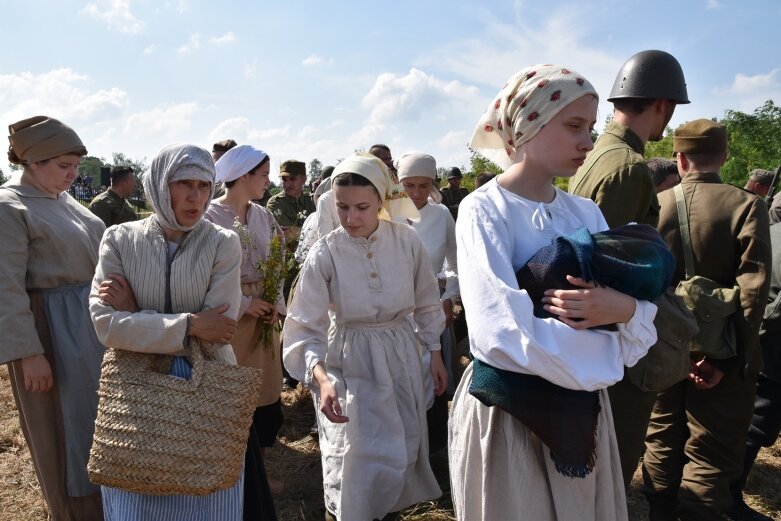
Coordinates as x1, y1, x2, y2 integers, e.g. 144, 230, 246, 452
132, 337, 208, 392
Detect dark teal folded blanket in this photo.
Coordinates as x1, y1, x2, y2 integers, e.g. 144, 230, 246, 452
470, 224, 673, 478
516, 223, 674, 326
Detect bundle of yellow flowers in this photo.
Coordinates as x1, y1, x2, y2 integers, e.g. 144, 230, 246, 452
233, 216, 287, 351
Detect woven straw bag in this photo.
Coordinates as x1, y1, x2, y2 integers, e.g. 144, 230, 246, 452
88, 337, 262, 495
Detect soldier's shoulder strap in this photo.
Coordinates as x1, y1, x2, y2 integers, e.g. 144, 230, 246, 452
569, 143, 630, 195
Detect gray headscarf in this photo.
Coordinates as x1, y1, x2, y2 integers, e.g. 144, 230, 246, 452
143, 143, 215, 233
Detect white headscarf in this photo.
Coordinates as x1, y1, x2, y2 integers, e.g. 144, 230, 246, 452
332, 152, 419, 223
214, 144, 268, 183
143, 143, 215, 233
395, 152, 443, 204
469, 64, 598, 170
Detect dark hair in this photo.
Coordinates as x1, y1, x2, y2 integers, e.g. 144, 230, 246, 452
612, 98, 656, 115
333, 172, 381, 198
110, 166, 134, 185
369, 144, 391, 154
224, 155, 271, 189
646, 158, 678, 187
475, 172, 497, 188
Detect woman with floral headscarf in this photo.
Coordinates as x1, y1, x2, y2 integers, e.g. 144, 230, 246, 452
448, 66, 659, 520
283, 152, 447, 521
90, 143, 245, 520
0, 116, 105, 520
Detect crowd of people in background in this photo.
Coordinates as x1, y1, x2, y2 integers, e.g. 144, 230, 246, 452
1, 47, 780, 521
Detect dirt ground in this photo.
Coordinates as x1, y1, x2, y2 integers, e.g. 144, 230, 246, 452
1, 365, 779, 520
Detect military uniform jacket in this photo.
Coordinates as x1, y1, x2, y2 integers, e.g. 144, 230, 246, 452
88, 188, 138, 228
657, 171, 772, 377
440, 186, 469, 209
569, 121, 659, 228
266, 192, 316, 227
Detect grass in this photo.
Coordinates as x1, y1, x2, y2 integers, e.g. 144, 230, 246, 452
1, 364, 779, 520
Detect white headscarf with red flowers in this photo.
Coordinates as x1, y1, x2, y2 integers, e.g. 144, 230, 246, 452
469, 64, 598, 170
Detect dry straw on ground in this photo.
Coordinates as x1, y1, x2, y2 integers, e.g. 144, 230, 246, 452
1, 365, 779, 520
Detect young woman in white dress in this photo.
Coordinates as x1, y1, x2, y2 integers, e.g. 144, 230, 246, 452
283, 152, 447, 521
448, 65, 659, 521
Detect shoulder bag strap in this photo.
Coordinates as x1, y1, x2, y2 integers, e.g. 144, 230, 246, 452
673, 184, 696, 279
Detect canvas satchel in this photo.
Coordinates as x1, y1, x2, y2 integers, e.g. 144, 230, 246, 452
626, 287, 698, 391
672, 184, 740, 360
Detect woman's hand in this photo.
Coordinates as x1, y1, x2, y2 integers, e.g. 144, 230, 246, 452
542, 275, 637, 330
21, 354, 53, 393
188, 303, 237, 344
313, 363, 349, 423
99, 274, 139, 312
430, 350, 448, 396
245, 298, 275, 323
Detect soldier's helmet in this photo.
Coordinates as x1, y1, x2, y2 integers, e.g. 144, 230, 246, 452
607, 50, 690, 104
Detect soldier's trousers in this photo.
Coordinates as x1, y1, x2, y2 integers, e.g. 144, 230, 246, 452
642, 374, 756, 520
608, 373, 659, 487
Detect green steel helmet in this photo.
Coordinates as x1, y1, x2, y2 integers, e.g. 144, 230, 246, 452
608, 50, 690, 104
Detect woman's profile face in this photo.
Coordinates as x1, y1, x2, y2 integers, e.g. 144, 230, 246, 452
169, 179, 211, 227
246, 161, 271, 200
334, 184, 383, 238
28, 153, 82, 195
521, 94, 597, 178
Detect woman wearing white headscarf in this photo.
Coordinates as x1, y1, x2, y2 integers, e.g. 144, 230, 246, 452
448, 66, 658, 520
283, 152, 447, 521
90, 143, 245, 520
396, 152, 459, 452
205, 145, 285, 507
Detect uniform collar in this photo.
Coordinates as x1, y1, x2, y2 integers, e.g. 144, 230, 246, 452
604, 120, 645, 156
680, 171, 722, 184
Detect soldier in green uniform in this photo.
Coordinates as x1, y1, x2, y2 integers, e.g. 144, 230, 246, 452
440, 167, 469, 220
87, 165, 138, 228
568, 50, 691, 490
643, 120, 771, 520
266, 159, 316, 228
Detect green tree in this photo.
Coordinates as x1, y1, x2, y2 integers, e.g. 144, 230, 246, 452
308, 158, 323, 184
78, 156, 106, 186
720, 100, 781, 185
111, 152, 147, 184
644, 127, 675, 160
467, 149, 503, 176
0, 166, 7, 185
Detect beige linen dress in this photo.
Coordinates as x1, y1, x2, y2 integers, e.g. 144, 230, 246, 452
205, 201, 285, 407
283, 220, 445, 521
0, 182, 105, 521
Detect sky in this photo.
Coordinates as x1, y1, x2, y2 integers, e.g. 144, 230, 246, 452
2, 0, 780, 181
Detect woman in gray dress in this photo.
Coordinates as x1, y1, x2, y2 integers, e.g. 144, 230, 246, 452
0, 116, 106, 520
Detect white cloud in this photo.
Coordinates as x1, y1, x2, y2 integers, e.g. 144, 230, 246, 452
302, 54, 324, 66
82, 0, 145, 34
124, 102, 200, 137
208, 117, 252, 144
143, 44, 155, 55
177, 33, 201, 53
209, 32, 237, 45
716, 69, 779, 95
707, 0, 722, 9
362, 68, 482, 126
244, 61, 258, 79
0, 69, 128, 126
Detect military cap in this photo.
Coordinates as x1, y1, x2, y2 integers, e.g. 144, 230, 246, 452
673, 119, 727, 155
279, 159, 306, 177
212, 139, 238, 153
320, 165, 335, 180
446, 167, 463, 179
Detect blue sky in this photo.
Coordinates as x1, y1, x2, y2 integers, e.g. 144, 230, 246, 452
2, 0, 779, 181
